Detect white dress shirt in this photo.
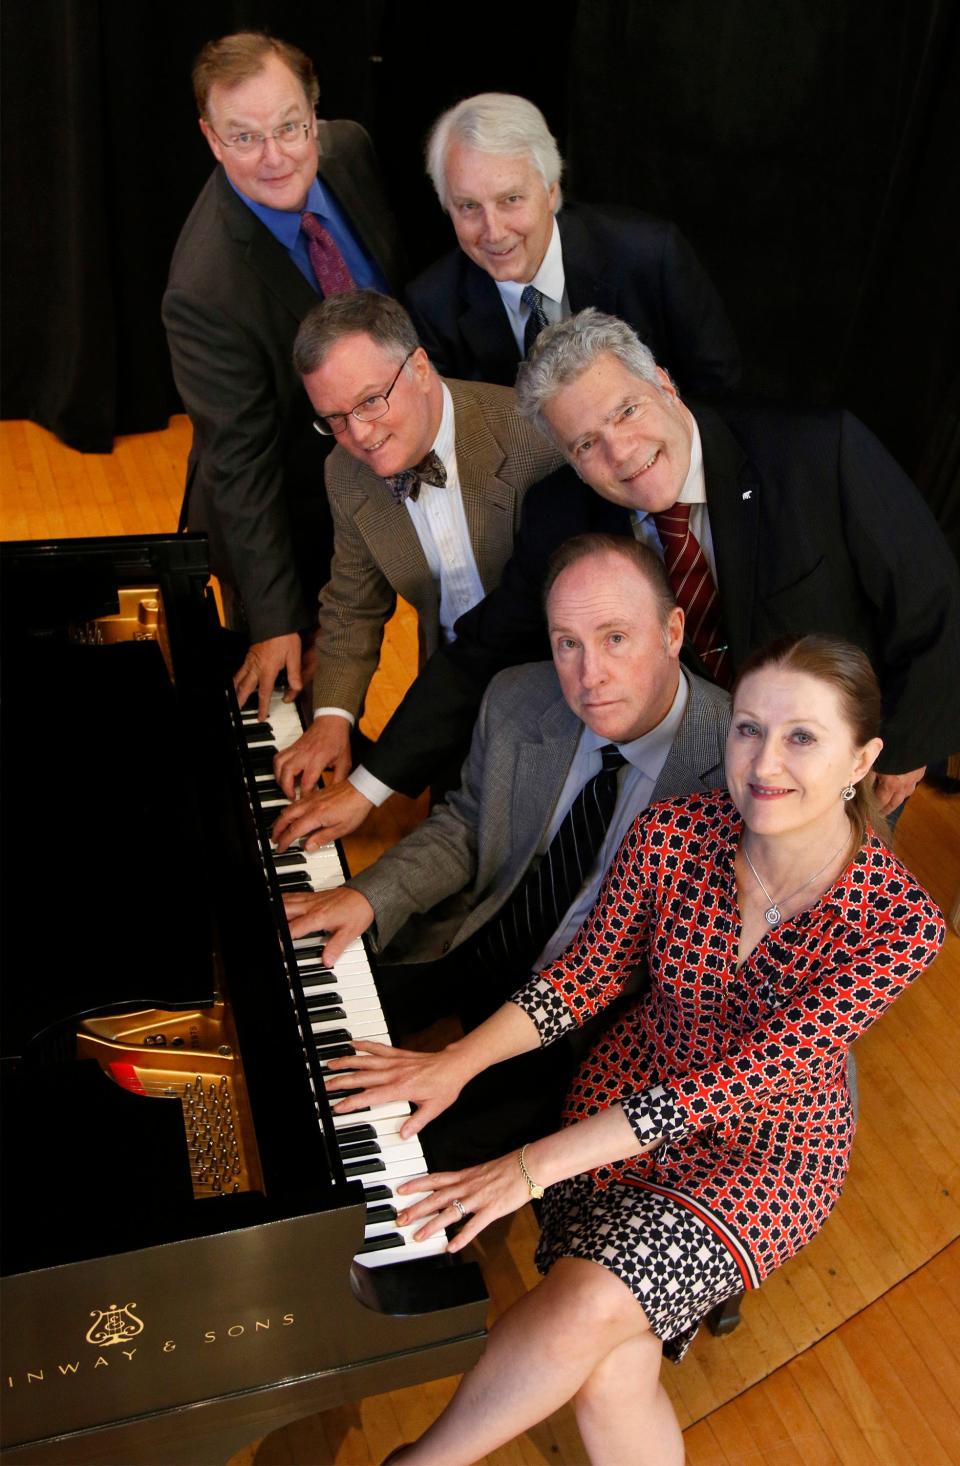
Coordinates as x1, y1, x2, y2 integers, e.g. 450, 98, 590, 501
495, 219, 569, 353
345, 384, 485, 807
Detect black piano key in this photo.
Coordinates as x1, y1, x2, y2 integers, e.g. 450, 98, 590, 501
316, 1043, 356, 1061
256, 781, 285, 799
365, 1203, 398, 1224
308, 1005, 346, 1022
272, 852, 307, 868
343, 1157, 385, 1178
304, 991, 343, 1011
362, 1184, 393, 1203
335, 1123, 377, 1142
358, 1231, 405, 1253
312, 1029, 352, 1047
297, 962, 334, 979
339, 1139, 381, 1159
243, 724, 274, 742
293, 943, 327, 961
276, 874, 313, 891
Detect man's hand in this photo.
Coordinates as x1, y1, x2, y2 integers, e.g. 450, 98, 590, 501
272, 779, 373, 851
874, 767, 926, 816
233, 633, 302, 722
274, 715, 352, 799
283, 886, 374, 960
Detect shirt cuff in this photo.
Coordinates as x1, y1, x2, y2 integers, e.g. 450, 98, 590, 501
314, 707, 355, 725
621, 1083, 687, 1146
511, 975, 577, 1044
348, 764, 394, 807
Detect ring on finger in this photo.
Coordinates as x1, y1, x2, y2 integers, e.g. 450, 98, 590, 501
451, 1199, 467, 1221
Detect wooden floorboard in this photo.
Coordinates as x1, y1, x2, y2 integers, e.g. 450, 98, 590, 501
2, 415, 958, 1464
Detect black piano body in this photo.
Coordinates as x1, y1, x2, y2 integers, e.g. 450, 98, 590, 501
0, 534, 488, 1465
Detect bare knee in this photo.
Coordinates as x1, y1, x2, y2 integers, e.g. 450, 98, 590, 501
539, 1257, 652, 1365
575, 1328, 663, 1418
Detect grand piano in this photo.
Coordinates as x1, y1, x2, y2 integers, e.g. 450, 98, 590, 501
0, 534, 488, 1465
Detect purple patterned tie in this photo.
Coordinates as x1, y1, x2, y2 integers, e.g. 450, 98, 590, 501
384, 450, 447, 505
300, 212, 355, 297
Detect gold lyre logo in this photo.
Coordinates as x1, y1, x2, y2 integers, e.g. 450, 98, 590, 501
85, 1303, 144, 1349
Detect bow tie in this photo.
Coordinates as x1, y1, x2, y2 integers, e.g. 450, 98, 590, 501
384, 450, 448, 504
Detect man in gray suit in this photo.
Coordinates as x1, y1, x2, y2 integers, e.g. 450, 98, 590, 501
271, 290, 561, 814
284, 535, 730, 1156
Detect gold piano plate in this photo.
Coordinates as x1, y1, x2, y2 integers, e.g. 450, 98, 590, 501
68, 584, 173, 678
77, 1000, 264, 1199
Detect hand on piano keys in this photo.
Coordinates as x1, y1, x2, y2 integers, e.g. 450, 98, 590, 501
392, 1149, 532, 1255
326, 1039, 472, 1139
272, 778, 374, 850
283, 885, 374, 960
273, 712, 353, 799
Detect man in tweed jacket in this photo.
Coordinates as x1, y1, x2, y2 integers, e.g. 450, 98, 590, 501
272, 290, 562, 811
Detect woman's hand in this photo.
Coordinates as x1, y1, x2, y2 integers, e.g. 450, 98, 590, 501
394, 1152, 531, 1253
325, 1040, 472, 1139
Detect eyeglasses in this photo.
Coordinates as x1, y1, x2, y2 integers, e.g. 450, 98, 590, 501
312, 351, 416, 436
209, 119, 314, 157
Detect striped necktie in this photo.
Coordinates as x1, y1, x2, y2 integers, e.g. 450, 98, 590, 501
464, 742, 627, 976
653, 503, 731, 688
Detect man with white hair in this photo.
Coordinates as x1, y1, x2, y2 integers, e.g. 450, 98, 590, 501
406, 92, 739, 397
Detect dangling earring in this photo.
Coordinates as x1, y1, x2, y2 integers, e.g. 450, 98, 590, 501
841, 783, 856, 803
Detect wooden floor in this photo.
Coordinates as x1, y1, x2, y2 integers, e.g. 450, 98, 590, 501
2, 416, 958, 1465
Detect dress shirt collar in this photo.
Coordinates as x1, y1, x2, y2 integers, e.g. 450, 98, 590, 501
495, 216, 565, 315
579, 667, 690, 776
227, 174, 324, 251
430, 382, 457, 479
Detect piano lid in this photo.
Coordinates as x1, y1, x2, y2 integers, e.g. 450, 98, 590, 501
1, 544, 216, 1059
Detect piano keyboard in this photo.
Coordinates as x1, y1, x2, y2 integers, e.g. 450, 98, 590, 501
242, 693, 448, 1269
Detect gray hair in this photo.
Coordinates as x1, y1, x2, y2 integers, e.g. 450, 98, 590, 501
293, 289, 420, 377
425, 93, 563, 212
515, 308, 660, 444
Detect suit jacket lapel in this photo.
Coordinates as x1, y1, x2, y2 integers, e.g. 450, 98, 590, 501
511, 693, 582, 871
449, 383, 517, 591
650, 675, 729, 802
459, 267, 524, 382
216, 169, 318, 323
697, 406, 759, 668
559, 207, 620, 316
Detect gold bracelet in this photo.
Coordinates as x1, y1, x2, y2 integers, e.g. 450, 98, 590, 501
518, 1145, 545, 1200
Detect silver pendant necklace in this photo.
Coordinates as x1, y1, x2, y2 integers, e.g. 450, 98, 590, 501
742, 838, 848, 927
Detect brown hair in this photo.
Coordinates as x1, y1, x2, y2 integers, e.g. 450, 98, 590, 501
543, 533, 677, 630
733, 633, 889, 846
293, 290, 421, 377
192, 32, 319, 118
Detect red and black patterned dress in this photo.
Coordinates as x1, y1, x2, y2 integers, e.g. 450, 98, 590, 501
513, 793, 944, 1360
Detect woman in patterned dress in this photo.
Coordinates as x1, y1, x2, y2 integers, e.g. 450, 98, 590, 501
327, 635, 945, 1466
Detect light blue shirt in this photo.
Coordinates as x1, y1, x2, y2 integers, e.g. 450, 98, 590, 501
534, 670, 690, 968
229, 175, 388, 292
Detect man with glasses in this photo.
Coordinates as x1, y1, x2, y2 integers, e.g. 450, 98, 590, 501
269, 290, 561, 824
163, 32, 401, 721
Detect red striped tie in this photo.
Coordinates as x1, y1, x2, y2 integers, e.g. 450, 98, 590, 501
653, 504, 731, 688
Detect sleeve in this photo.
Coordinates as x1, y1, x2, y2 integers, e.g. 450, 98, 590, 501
310, 466, 398, 718
347, 682, 492, 949
162, 287, 308, 642
405, 275, 463, 380
835, 411, 960, 772
656, 222, 741, 399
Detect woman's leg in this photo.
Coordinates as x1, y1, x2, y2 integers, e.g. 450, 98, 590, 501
574, 1330, 683, 1465
392, 1257, 674, 1466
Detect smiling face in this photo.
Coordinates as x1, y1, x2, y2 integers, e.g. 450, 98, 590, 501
540, 353, 696, 513
201, 54, 318, 212
547, 551, 684, 743
443, 142, 558, 284
726, 668, 883, 839
302, 333, 440, 477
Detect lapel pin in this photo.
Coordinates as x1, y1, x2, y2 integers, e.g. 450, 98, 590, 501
742, 490, 752, 500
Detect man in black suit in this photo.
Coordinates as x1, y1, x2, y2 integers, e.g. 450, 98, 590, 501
163, 32, 401, 718
405, 93, 739, 399
281, 309, 960, 845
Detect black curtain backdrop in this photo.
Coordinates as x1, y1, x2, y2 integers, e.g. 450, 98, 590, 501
1, 0, 957, 543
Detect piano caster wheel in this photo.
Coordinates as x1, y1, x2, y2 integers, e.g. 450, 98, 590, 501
706, 1292, 743, 1336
